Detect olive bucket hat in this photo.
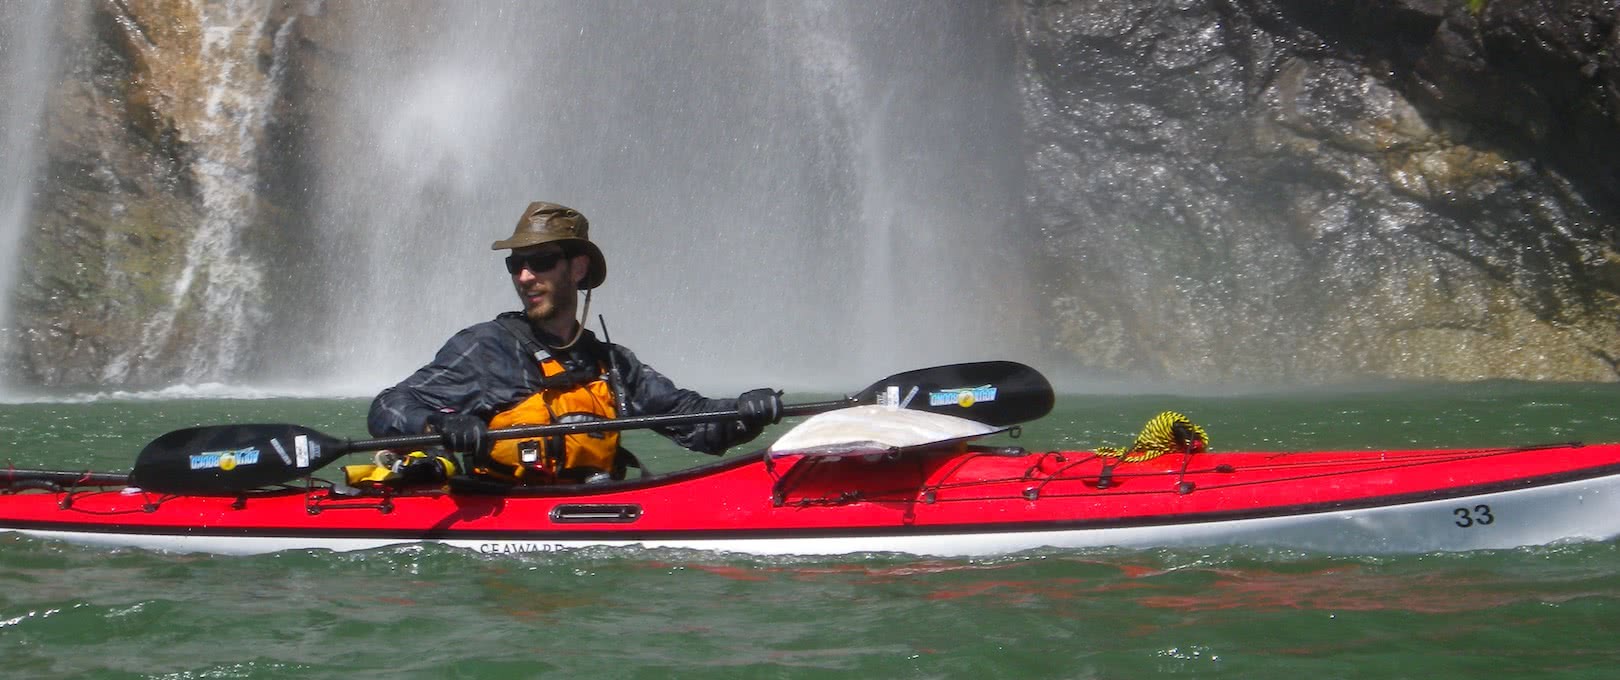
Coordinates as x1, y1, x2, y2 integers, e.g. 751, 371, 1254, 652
492, 201, 607, 289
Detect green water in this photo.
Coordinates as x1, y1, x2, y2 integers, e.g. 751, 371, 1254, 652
3, 383, 1620, 678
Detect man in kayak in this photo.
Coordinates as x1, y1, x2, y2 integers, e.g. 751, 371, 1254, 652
367, 201, 782, 484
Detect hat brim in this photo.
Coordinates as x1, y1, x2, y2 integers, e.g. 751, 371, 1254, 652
491, 235, 606, 290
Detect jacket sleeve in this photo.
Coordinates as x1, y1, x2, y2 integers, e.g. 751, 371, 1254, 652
367, 324, 537, 437
612, 345, 761, 455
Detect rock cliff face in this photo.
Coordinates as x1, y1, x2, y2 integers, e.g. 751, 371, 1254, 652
11, 1, 201, 387
1023, 0, 1620, 381
7, 0, 312, 387
3, 0, 1618, 388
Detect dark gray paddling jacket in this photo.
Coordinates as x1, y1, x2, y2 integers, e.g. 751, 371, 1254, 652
367, 312, 760, 455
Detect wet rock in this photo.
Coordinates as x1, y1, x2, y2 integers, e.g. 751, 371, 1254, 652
10, 0, 314, 388
1024, 0, 1620, 382
10, 2, 201, 387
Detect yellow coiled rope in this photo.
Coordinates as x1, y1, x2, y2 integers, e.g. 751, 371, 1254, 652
1096, 411, 1210, 462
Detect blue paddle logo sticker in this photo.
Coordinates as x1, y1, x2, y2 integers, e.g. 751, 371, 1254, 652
929, 385, 997, 408
189, 447, 261, 471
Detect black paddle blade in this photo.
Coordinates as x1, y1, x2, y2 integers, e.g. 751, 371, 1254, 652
854, 361, 1055, 427
130, 424, 349, 494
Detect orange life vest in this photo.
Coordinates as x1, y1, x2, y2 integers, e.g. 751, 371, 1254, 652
483, 353, 620, 483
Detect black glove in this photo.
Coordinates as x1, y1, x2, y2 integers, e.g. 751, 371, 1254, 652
735, 388, 783, 432
426, 412, 490, 456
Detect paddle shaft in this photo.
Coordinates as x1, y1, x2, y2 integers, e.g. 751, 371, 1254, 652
347, 398, 855, 453
11, 398, 929, 492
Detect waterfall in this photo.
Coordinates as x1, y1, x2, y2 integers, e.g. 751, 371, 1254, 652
0, 2, 61, 394
772, 3, 1031, 370
1, 2, 1032, 395
276, 1, 1032, 393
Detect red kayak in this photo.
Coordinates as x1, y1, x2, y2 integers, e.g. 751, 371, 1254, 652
3, 362, 1616, 557
3, 438, 1618, 556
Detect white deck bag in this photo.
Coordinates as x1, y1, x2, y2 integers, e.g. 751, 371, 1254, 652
767, 405, 1008, 458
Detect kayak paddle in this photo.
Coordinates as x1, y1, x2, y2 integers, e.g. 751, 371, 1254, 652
129, 361, 1054, 494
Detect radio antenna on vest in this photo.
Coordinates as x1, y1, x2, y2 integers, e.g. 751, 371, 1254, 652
599, 315, 630, 418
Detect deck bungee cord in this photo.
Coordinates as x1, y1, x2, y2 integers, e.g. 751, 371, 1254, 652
766, 438, 1599, 509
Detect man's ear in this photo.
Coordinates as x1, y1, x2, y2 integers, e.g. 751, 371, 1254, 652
571, 254, 592, 287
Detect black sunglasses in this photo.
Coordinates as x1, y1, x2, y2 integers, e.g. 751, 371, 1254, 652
505, 249, 569, 275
